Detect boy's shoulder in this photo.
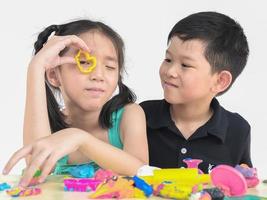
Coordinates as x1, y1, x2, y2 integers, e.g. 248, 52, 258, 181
218, 103, 251, 149
222, 106, 250, 131
212, 98, 250, 137
139, 99, 170, 128
140, 98, 251, 133
139, 99, 166, 115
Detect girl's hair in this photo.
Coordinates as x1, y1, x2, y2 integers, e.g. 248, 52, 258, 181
33, 20, 136, 132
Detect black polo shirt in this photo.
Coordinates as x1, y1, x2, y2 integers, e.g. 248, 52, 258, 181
140, 98, 252, 173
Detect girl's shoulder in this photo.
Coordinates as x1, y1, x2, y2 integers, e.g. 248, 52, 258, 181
109, 103, 145, 148
122, 103, 145, 118
120, 103, 145, 130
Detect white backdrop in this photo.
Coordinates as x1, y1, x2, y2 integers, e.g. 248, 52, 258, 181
0, 0, 266, 178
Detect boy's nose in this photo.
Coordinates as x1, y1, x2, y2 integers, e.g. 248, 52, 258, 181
166, 65, 179, 78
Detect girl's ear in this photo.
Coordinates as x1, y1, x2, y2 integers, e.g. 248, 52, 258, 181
212, 70, 232, 94
46, 69, 61, 87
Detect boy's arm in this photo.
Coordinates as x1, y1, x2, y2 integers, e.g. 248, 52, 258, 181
240, 125, 252, 167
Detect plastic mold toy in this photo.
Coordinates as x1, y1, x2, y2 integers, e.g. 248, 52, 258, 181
183, 158, 204, 174
210, 165, 247, 197
64, 178, 102, 192
75, 50, 97, 74
132, 175, 153, 197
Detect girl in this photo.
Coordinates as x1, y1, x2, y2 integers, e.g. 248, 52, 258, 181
3, 20, 148, 186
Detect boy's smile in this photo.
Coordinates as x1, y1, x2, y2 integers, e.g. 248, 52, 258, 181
163, 80, 179, 88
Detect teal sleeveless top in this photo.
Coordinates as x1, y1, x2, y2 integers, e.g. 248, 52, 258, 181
53, 107, 124, 175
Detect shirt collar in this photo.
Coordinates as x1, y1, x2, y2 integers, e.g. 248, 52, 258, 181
147, 98, 228, 143
205, 98, 228, 143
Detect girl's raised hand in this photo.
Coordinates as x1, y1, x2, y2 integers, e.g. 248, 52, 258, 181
2, 128, 87, 187
31, 35, 89, 70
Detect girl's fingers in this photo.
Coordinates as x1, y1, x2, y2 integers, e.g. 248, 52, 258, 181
62, 35, 89, 52
38, 154, 59, 183
3, 146, 32, 175
53, 35, 89, 53
19, 150, 50, 187
58, 56, 76, 66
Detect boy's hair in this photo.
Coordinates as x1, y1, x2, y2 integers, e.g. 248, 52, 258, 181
34, 19, 136, 132
168, 11, 249, 95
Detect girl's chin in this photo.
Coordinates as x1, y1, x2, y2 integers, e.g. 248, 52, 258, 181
82, 104, 103, 112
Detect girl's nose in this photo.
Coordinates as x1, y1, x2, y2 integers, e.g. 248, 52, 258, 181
89, 63, 104, 81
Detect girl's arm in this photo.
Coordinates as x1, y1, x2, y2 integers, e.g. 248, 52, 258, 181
120, 103, 149, 164
23, 61, 50, 146
76, 103, 148, 176
23, 36, 89, 146
23, 36, 89, 165
4, 127, 146, 186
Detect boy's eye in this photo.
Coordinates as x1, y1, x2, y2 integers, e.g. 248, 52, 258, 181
181, 63, 191, 68
164, 58, 171, 63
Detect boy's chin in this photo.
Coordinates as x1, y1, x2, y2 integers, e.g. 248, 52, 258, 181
164, 94, 181, 104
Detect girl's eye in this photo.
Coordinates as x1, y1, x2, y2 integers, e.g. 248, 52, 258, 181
80, 60, 92, 65
106, 66, 116, 70
164, 58, 171, 63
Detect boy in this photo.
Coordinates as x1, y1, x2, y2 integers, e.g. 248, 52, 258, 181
140, 11, 252, 173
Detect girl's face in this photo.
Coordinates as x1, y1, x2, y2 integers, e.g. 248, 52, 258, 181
55, 31, 119, 112
159, 36, 219, 105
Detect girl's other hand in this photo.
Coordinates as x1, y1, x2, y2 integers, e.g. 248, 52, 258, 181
2, 128, 86, 187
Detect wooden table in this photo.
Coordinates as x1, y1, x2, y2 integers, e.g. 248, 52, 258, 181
0, 175, 267, 199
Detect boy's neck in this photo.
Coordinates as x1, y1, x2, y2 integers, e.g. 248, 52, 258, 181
170, 99, 213, 139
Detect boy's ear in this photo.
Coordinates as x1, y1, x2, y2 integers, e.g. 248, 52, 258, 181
46, 69, 61, 87
212, 70, 232, 94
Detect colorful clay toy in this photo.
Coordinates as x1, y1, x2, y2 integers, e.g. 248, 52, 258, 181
6, 186, 41, 197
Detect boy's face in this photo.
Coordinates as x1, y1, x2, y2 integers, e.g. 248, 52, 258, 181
159, 36, 219, 105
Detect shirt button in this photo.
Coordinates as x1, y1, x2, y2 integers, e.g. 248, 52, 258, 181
181, 148, 187, 154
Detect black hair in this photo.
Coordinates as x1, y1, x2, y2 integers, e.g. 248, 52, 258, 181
33, 20, 136, 132
168, 11, 249, 95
